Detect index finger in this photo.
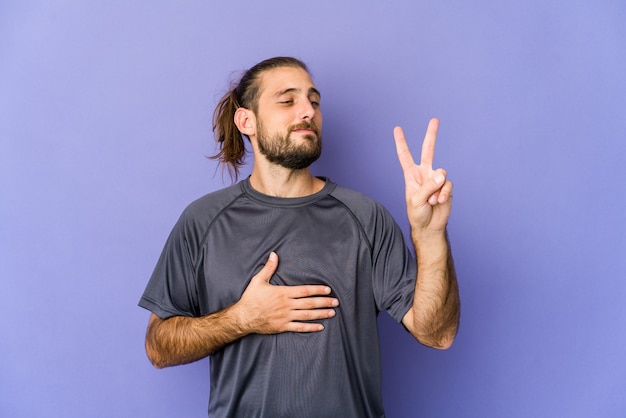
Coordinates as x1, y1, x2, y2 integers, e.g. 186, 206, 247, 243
420, 118, 440, 169
394, 126, 416, 171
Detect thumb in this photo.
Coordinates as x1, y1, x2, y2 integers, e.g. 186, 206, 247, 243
419, 169, 447, 203
251, 251, 279, 285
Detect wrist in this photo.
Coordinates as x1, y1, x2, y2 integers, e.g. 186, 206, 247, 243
230, 302, 252, 337
209, 302, 250, 339
411, 227, 447, 246
411, 228, 449, 261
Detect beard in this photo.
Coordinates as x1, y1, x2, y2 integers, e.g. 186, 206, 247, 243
256, 121, 322, 170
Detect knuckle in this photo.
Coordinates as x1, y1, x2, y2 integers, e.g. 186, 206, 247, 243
292, 323, 306, 333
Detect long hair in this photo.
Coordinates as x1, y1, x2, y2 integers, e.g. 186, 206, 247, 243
211, 57, 309, 181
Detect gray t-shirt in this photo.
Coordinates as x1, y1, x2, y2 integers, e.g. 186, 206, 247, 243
139, 178, 417, 417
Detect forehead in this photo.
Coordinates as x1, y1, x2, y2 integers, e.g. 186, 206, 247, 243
257, 66, 318, 98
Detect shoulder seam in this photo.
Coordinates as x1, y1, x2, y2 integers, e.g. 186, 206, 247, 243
193, 191, 246, 272
327, 195, 374, 254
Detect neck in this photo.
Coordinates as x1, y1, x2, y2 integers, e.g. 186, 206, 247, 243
249, 163, 324, 198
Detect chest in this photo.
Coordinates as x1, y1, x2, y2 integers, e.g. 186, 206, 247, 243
197, 203, 372, 313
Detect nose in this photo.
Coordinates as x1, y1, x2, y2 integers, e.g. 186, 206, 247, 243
299, 100, 316, 120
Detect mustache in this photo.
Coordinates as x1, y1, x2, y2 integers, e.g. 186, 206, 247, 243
289, 121, 320, 136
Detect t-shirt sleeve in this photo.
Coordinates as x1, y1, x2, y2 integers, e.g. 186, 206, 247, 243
370, 205, 417, 324
138, 209, 202, 319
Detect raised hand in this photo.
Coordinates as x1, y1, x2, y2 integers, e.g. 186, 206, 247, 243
235, 252, 339, 334
394, 118, 453, 235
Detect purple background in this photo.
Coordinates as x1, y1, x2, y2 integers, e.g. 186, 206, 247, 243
1, 1, 625, 417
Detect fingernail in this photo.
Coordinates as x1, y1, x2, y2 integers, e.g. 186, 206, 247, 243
332, 299, 339, 307
434, 174, 445, 185
269, 252, 277, 261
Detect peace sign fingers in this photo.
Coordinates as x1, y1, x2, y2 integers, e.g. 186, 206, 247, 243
394, 118, 440, 186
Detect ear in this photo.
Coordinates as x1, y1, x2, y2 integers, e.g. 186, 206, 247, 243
234, 107, 256, 137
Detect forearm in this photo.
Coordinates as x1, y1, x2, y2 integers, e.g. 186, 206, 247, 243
407, 230, 460, 349
145, 306, 246, 368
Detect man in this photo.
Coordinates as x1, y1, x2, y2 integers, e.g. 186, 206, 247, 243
139, 56, 460, 417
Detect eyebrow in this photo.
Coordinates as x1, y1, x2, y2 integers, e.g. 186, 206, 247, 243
274, 87, 321, 99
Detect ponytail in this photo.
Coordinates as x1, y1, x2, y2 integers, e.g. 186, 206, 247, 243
211, 88, 246, 181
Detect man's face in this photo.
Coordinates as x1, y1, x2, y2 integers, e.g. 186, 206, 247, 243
254, 66, 323, 170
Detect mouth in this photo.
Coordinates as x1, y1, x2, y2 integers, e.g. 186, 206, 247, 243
292, 128, 317, 135
290, 123, 319, 138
